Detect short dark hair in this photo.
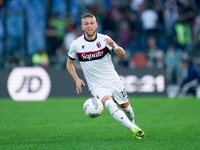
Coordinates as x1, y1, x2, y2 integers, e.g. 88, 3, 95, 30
82, 13, 95, 19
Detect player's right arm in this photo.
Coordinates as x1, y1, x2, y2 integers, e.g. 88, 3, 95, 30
67, 41, 85, 94
66, 58, 85, 94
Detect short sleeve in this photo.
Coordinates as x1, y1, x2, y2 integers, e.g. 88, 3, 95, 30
68, 41, 77, 60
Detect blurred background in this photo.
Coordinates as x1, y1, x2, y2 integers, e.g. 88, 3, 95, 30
0, 0, 200, 98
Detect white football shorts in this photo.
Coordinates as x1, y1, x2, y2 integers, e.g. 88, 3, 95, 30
91, 81, 129, 104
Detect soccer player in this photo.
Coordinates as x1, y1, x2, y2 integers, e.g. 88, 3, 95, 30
66, 13, 145, 139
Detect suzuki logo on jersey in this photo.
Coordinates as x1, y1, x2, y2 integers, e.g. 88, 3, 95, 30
96, 41, 101, 48
77, 47, 110, 61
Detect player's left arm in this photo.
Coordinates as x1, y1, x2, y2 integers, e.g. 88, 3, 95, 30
104, 38, 126, 57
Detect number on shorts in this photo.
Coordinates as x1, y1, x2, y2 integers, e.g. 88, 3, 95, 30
121, 88, 128, 98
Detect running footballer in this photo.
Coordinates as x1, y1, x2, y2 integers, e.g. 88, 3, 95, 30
66, 13, 145, 139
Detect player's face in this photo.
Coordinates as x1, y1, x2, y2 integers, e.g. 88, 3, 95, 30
81, 17, 98, 39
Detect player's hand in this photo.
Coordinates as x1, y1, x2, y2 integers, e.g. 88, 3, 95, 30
104, 38, 115, 48
75, 78, 85, 94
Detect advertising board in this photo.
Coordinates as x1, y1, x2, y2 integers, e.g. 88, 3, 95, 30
0, 67, 166, 99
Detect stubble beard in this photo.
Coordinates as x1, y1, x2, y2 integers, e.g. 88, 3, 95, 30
85, 29, 96, 39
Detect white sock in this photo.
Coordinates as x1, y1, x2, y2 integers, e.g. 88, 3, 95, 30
105, 100, 137, 131
121, 104, 135, 124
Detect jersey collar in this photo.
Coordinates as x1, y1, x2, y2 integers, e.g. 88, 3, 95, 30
84, 33, 97, 42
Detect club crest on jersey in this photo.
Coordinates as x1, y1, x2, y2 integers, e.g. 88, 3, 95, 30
82, 45, 85, 49
96, 42, 101, 48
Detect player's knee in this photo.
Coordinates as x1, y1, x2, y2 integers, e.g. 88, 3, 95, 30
101, 95, 113, 105
118, 102, 130, 108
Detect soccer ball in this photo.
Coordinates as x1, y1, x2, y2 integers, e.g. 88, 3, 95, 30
83, 98, 103, 118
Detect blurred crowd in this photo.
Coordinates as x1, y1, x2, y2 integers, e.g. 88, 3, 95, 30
0, 0, 200, 85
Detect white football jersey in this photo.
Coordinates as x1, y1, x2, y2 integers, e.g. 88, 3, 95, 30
68, 33, 121, 91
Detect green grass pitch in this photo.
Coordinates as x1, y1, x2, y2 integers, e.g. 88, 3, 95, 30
0, 97, 200, 150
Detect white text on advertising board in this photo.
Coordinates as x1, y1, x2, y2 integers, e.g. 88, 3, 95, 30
120, 75, 165, 93
7, 67, 51, 101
